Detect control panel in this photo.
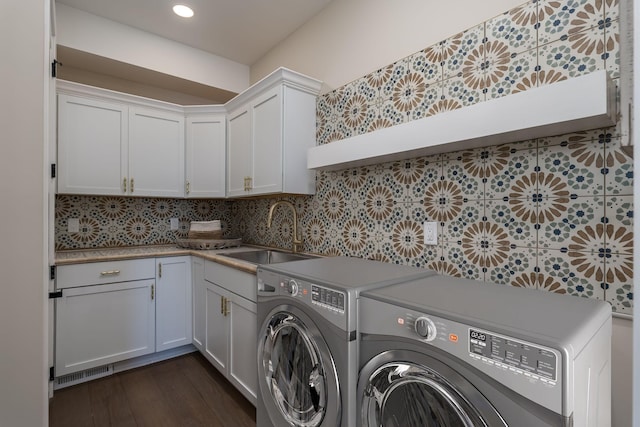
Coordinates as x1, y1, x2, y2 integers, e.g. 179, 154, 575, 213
311, 284, 345, 314
469, 328, 558, 383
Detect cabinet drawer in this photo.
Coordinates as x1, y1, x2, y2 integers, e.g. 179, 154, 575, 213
205, 261, 256, 302
57, 258, 156, 288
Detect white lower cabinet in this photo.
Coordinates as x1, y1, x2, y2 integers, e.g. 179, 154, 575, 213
202, 261, 257, 404
192, 257, 206, 352
55, 256, 192, 379
155, 256, 192, 352
55, 278, 156, 377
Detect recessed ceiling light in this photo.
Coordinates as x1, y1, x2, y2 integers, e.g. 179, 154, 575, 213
173, 4, 194, 18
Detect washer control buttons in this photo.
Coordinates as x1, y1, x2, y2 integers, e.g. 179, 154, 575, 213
414, 317, 437, 341
287, 279, 299, 296
311, 285, 345, 313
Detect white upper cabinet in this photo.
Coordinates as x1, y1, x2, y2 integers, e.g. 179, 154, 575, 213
57, 94, 128, 195
57, 68, 322, 199
57, 82, 187, 198
185, 110, 226, 198
128, 107, 185, 197
225, 68, 322, 198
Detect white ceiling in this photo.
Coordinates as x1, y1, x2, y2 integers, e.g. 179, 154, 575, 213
55, 0, 333, 66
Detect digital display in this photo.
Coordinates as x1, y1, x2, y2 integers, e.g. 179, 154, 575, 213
468, 328, 558, 382
470, 330, 486, 341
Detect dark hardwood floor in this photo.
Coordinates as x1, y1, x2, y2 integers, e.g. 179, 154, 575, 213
49, 352, 256, 427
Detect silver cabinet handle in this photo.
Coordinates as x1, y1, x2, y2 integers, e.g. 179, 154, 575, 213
100, 270, 121, 276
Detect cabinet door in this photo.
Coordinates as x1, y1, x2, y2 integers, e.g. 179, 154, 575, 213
191, 257, 206, 352
228, 294, 257, 404
204, 281, 229, 373
226, 107, 251, 197
129, 107, 185, 197
186, 113, 226, 198
155, 257, 192, 352
251, 86, 283, 195
55, 280, 155, 376
57, 94, 128, 195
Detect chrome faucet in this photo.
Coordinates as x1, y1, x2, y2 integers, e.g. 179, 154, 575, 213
267, 201, 303, 253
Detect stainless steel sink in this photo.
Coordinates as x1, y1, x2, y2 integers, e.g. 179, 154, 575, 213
221, 250, 316, 265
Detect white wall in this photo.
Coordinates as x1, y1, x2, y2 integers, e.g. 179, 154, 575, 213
251, 0, 525, 91
0, 0, 49, 425
56, 3, 250, 95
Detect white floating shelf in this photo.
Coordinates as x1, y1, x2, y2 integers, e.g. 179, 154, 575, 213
308, 70, 616, 171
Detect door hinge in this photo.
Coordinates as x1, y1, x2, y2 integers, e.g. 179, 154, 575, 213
49, 366, 55, 381
49, 265, 56, 281
50, 163, 56, 179
49, 290, 63, 299
51, 59, 62, 78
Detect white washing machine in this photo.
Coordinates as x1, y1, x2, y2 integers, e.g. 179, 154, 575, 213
357, 275, 612, 427
256, 257, 436, 427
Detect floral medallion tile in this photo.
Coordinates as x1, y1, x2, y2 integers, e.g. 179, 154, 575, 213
605, 195, 633, 229
607, 278, 633, 315
377, 98, 409, 126
410, 84, 442, 121
485, 48, 537, 100
485, 246, 537, 286
407, 49, 443, 86
341, 217, 370, 257
537, 26, 605, 80
537, 195, 605, 250
604, 0, 619, 20
341, 89, 377, 138
423, 180, 465, 224
409, 158, 442, 201
442, 152, 485, 200
604, 136, 633, 195
603, 19, 620, 78
442, 24, 485, 80
537, 0, 604, 45
485, 146, 538, 199
537, 140, 605, 196
538, 249, 605, 300
442, 241, 484, 280
441, 74, 484, 108
388, 218, 426, 263
380, 59, 410, 100
486, 199, 537, 248
485, 9, 537, 54
442, 199, 484, 242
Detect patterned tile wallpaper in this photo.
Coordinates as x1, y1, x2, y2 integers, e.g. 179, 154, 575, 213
55, 196, 235, 249
55, 0, 632, 314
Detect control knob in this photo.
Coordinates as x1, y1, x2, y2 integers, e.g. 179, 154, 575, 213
287, 279, 299, 296
414, 316, 436, 341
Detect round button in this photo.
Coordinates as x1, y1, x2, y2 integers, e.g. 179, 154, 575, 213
287, 279, 299, 296
414, 317, 436, 341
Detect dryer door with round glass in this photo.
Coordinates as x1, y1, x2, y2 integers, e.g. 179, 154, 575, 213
258, 306, 341, 427
359, 351, 507, 427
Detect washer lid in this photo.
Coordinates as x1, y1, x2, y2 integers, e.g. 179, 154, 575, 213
361, 274, 611, 349
258, 256, 435, 292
